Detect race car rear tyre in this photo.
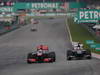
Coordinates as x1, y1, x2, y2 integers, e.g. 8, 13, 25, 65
27, 53, 32, 64
86, 56, 92, 59
67, 57, 72, 60
67, 50, 73, 56
27, 53, 32, 58
27, 60, 32, 64
86, 50, 92, 59
67, 50, 73, 60
49, 52, 56, 62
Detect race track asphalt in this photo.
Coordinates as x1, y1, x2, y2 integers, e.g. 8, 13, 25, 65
0, 17, 100, 75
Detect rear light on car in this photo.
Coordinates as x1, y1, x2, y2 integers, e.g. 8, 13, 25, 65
43, 58, 51, 62
44, 58, 49, 62
28, 59, 36, 62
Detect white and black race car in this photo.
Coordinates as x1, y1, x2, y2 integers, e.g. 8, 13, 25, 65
67, 42, 92, 60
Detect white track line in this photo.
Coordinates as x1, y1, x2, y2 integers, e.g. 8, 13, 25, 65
65, 18, 73, 43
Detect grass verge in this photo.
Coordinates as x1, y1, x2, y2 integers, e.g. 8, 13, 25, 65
67, 17, 100, 54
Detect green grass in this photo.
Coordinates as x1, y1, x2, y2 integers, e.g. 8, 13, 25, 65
67, 18, 100, 54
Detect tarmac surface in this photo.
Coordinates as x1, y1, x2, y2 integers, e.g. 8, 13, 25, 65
0, 17, 100, 75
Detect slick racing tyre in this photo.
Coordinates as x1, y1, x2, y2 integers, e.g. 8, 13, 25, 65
27, 53, 37, 64
27, 53, 32, 64
86, 50, 92, 59
67, 50, 73, 60
49, 52, 56, 62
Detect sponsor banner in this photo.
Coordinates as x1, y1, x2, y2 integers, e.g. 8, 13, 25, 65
69, 2, 87, 8
14, 2, 61, 9
0, 7, 14, 12
86, 40, 94, 44
96, 48, 100, 51
76, 9, 100, 23
90, 44, 96, 48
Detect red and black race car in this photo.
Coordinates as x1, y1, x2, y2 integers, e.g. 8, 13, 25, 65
27, 45, 56, 64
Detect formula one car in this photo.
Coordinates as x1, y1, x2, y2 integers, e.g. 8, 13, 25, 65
31, 19, 39, 24
67, 42, 92, 60
33, 20, 38, 24
33, 19, 39, 24
30, 27, 37, 31
27, 45, 56, 64
48, 17, 54, 19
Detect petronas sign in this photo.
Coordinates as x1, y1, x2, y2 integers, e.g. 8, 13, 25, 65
14, 2, 60, 9
0, 2, 61, 12
31, 3, 59, 9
